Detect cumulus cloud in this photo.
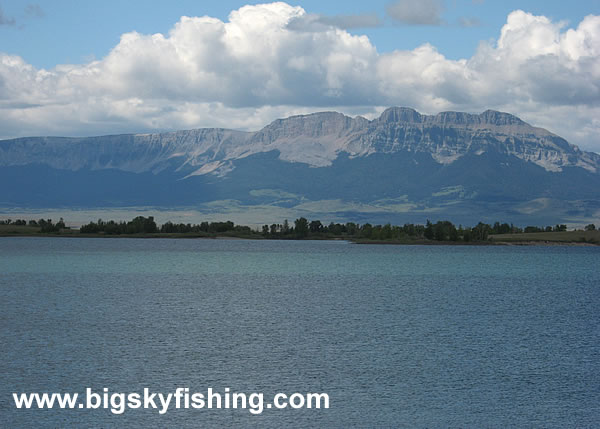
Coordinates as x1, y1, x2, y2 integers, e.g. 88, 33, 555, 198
0, 3, 599, 153
386, 0, 445, 26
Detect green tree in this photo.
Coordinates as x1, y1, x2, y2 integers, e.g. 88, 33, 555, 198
381, 223, 392, 240
270, 224, 279, 235
448, 225, 459, 241
294, 217, 309, 238
40, 219, 59, 233
309, 220, 323, 233
127, 216, 157, 234
472, 222, 491, 241
345, 222, 358, 236
424, 220, 434, 240
462, 228, 472, 242
361, 223, 373, 239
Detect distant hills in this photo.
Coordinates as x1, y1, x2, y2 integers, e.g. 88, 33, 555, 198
1, 107, 599, 225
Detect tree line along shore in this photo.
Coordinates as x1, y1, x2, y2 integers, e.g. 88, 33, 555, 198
0, 216, 599, 245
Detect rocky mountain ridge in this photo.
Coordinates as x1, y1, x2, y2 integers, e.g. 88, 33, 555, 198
1, 107, 598, 176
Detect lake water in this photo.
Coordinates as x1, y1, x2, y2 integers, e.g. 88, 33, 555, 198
1, 238, 599, 427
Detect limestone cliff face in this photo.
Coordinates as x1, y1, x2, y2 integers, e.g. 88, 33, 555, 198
345, 107, 598, 172
1, 107, 598, 176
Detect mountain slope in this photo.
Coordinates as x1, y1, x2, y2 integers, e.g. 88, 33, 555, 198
1, 107, 599, 225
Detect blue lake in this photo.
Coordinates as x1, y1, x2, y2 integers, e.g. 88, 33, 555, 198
1, 238, 599, 427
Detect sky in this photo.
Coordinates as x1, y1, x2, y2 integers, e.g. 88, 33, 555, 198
0, 0, 599, 152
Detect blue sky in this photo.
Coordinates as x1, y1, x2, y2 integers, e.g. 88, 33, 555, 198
0, 1, 599, 152
1, 1, 597, 68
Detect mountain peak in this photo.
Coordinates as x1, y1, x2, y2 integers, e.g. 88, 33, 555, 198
259, 111, 364, 140
376, 107, 527, 127
378, 107, 422, 123
269, 111, 348, 125
479, 109, 525, 126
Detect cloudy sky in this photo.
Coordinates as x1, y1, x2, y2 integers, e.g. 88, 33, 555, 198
0, 0, 599, 152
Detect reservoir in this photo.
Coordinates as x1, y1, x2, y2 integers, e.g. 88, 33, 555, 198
1, 238, 599, 427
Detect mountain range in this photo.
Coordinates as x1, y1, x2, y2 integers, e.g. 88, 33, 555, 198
1, 107, 599, 226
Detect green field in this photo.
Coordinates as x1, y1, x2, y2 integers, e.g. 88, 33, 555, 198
0, 224, 42, 235
0, 224, 79, 236
490, 230, 600, 244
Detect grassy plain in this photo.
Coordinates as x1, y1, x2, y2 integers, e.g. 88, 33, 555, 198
489, 230, 600, 245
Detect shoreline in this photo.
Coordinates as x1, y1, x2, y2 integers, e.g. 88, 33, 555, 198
491, 240, 599, 247
1, 231, 598, 246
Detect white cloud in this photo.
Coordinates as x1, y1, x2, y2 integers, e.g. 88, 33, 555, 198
0, 3, 599, 153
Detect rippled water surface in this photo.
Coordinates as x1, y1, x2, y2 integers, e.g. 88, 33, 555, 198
1, 238, 599, 427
